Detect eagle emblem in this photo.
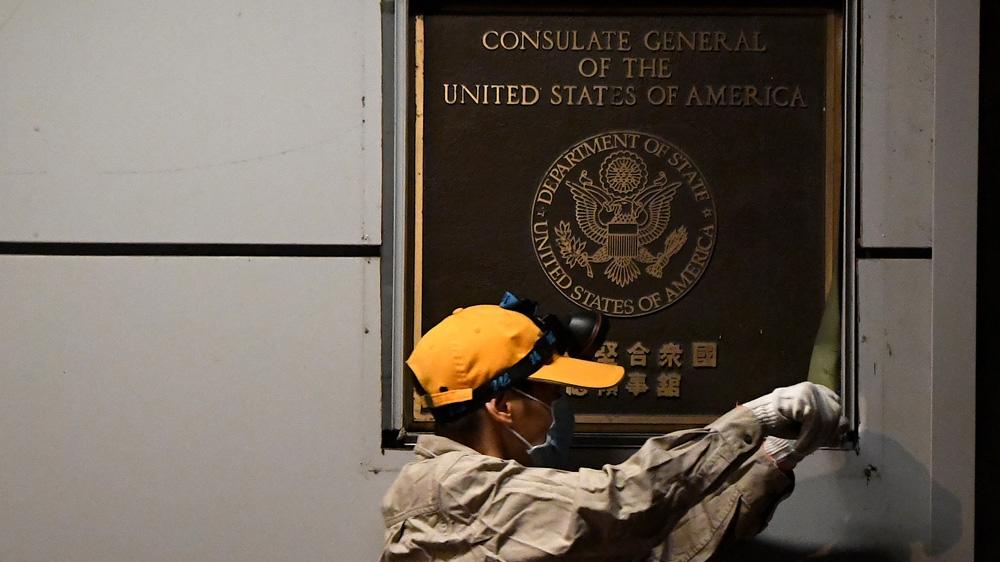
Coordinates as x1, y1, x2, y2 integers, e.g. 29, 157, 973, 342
556, 150, 689, 287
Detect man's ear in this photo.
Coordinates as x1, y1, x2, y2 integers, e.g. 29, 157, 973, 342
484, 392, 515, 427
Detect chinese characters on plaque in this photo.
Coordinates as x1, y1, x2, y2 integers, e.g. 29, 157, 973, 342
566, 340, 719, 399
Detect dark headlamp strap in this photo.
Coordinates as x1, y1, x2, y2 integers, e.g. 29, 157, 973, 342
499, 291, 535, 315
499, 291, 570, 354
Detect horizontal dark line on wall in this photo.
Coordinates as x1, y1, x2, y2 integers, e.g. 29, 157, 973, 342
0, 242, 381, 258
857, 246, 932, 260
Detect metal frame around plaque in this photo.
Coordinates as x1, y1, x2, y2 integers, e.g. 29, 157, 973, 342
382, 0, 859, 448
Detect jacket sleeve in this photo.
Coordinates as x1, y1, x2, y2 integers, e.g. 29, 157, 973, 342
438, 406, 765, 561
648, 448, 795, 562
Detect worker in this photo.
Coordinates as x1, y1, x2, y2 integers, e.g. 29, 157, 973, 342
380, 294, 844, 561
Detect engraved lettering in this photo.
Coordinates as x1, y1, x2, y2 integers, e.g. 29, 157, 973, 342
685, 85, 807, 108
643, 30, 767, 52
443, 84, 540, 106
482, 30, 633, 52
646, 85, 680, 106
622, 57, 672, 78
533, 220, 573, 289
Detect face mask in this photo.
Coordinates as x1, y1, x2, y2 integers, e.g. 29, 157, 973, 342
506, 387, 575, 469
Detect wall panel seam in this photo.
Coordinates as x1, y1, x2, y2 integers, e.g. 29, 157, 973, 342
0, 242, 381, 257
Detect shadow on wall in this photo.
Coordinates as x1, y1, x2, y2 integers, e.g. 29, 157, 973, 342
710, 431, 963, 561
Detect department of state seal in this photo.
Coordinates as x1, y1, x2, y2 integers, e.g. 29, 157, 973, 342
531, 131, 717, 317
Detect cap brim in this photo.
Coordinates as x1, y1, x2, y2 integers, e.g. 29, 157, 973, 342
528, 354, 625, 389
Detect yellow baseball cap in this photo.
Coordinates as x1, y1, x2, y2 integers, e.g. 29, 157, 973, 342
406, 304, 625, 410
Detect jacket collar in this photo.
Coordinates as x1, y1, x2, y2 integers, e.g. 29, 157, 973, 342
414, 434, 482, 459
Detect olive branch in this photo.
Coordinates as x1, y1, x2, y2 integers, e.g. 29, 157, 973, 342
555, 221, 594, 278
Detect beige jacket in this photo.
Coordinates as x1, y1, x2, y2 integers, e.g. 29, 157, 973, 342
379, 407, 792, 562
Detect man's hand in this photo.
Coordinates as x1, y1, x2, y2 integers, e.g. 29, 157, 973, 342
743, 382, 845, 458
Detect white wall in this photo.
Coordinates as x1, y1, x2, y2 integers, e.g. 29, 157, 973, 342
860, 0, 935, 247
0, 257, 399, 561
0, 0, 381, 243
0, 1, 978, 561
0, 1, 403, 561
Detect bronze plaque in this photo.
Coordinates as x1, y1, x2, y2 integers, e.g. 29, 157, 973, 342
405, 2, 843, 433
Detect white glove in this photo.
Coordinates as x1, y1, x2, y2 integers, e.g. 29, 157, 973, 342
763, 437, 804, 470
744, 382, 844, 457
